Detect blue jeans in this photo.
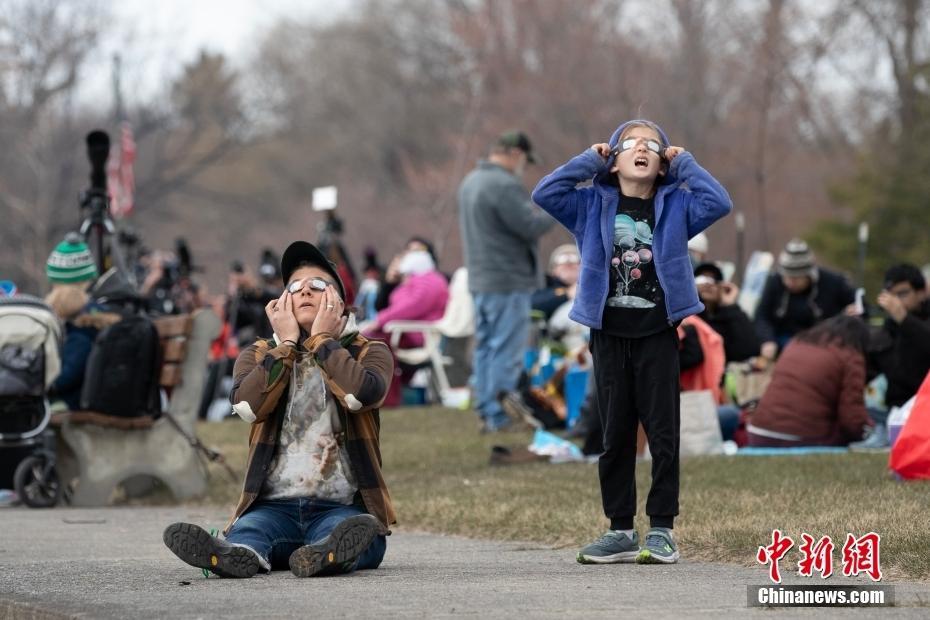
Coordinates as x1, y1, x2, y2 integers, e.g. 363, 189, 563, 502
717, 404, 741, 442
472, 291, 531, 429
867, 406, 888, 426
225, 498, 386, 573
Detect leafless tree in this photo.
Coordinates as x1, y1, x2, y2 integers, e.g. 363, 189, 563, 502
0, 0, 108, 291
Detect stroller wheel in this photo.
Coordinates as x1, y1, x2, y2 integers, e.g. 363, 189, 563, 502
13, 455, 61, 508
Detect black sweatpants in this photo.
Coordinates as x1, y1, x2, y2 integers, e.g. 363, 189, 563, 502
590, 327, 680, 530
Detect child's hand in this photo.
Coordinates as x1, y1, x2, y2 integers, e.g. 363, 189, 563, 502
590, 143, 612, 160
663, 146, 685, 162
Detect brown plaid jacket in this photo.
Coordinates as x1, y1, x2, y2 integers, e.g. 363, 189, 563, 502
223, 331, 396, 535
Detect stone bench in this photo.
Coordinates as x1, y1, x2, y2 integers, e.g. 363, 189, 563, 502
56, 310, 220, 506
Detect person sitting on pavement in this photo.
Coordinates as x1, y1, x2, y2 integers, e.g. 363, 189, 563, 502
853, 263, 930, 449
43, 234, 120, 410
747, 315, 871, 447
694, 262, 760, 363
164, 240, 395, 578
754, 238, 857, 361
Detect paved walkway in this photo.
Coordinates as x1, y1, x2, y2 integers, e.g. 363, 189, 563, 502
1, 506, 928, 618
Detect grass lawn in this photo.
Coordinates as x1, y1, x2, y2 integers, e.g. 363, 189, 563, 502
193, 406, 930, 580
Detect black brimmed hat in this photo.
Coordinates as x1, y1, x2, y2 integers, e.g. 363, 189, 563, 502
280, 241, 346, 300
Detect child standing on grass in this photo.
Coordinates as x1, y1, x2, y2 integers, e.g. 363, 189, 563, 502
532, 120, 731, 564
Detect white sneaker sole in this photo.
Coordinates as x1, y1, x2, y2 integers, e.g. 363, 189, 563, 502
636, 549, 680, 564
577, 550, 640, 564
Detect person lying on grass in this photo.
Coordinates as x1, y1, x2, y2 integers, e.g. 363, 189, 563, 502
164, 240, 396, 578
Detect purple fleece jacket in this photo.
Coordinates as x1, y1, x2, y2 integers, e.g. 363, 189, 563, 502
531, 120, 732, 330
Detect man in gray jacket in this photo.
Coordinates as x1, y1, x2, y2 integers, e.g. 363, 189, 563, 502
458, 131, 555, 431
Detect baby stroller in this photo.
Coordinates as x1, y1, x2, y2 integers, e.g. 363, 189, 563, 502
0, 295, 63, 507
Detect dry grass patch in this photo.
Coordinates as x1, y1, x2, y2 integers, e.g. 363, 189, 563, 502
193, 406, 930, 580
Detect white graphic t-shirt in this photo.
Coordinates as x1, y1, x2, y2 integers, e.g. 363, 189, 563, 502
261, 355, 358, 503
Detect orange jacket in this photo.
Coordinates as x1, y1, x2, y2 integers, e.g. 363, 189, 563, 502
678, 315, 726, 403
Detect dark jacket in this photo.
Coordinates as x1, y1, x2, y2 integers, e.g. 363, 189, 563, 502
532, 121, 732, 329
699, 304, 760, 362
754, 268, 855, 345
750, 341, 869, 445
868, 300, 930, 408
678, 324, 704, 370
531, 275, 571, 321
49, 309, 121, 410
230, 287, 277, 346
458, 161, 555, 294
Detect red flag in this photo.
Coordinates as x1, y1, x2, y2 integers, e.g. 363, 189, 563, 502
107, 122, 136, 218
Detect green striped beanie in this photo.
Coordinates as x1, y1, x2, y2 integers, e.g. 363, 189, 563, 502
46, 233, 98, 284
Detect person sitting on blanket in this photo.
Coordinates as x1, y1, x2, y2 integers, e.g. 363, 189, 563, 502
747, 315, 871, 447
163, 240, 396, 578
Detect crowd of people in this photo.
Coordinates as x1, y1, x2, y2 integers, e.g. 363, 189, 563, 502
17, 202, 927, 441
2, 123, 929, 577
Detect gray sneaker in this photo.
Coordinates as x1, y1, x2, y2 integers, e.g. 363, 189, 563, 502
577, 530, 640, 564
849, 424, 889, 452
636, 527, 679, 564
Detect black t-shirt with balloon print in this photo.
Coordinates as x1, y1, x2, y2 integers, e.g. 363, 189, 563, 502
600, 193, 669, 338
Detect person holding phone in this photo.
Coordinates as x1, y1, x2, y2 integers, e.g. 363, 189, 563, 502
164, 241, 395, 578
533, 119, 731, 565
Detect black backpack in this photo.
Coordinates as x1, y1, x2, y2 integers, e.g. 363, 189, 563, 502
80, 315, 161, 418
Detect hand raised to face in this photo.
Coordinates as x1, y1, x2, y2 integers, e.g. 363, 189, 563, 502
310, 285, 347, 337
266, 288, 300, 344
590, 143, 612, 160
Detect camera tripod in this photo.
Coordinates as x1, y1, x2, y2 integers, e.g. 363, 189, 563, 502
79, 130, 137, 289
78, 188, 135, 288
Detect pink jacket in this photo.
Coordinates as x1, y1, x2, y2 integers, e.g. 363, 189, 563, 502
375, 270, 449, 348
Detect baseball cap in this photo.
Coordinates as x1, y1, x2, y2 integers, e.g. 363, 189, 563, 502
280, 241, 346, 300
496, 130, 537, 164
